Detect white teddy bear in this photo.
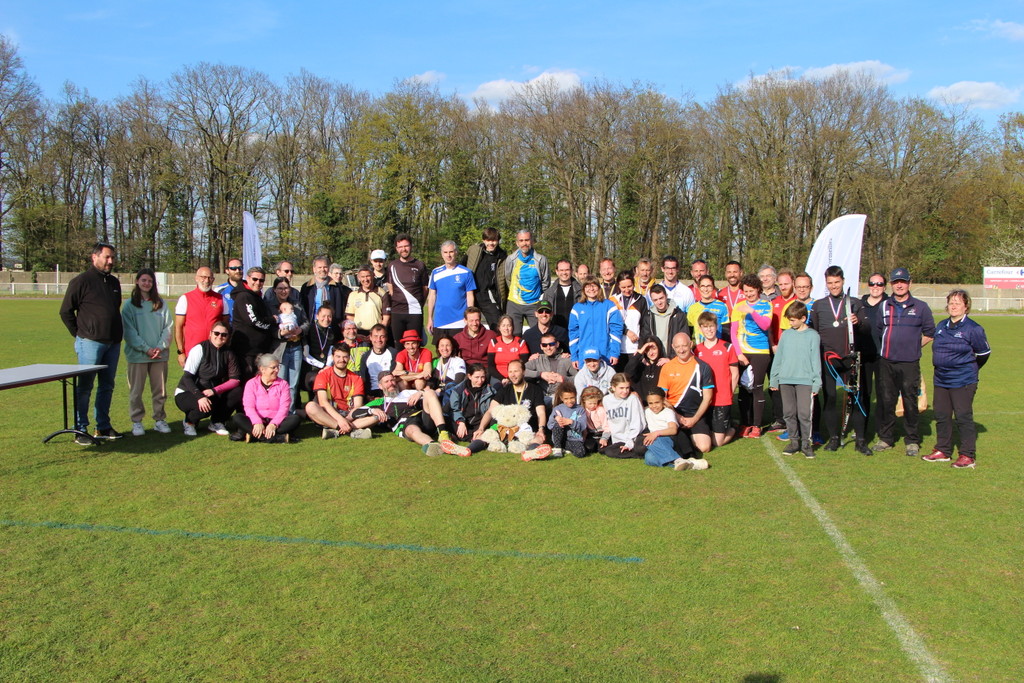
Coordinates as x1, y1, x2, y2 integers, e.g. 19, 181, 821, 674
478, 403, 534, 454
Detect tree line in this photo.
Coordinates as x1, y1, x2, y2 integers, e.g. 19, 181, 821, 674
1, 36, 1022, 281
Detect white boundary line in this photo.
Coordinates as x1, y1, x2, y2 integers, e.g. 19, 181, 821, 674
761, 439, 952, 682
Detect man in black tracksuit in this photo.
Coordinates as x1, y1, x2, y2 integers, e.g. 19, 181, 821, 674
230, 267, 277, 379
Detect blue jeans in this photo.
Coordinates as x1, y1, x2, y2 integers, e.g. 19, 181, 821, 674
74, 337, 121, 431
279, 344, 303, 409
643, 436, 679, 467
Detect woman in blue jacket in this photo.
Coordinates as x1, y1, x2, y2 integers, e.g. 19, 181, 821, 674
568, 276, 624, 369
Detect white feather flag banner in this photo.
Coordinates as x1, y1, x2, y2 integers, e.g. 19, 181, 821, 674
804, 214, 866, 299
242, 211, 262, 271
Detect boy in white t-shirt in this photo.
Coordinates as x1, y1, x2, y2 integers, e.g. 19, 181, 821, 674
643, 388, 708, 470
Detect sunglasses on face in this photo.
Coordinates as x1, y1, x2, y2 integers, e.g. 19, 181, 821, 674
227, 266, 242, 271
540, 342, 557, 347
250, 278, 265, 284
211, 331, 228, 338
869, 281, 885, 287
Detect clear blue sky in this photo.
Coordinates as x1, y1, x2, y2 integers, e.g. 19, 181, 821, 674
4, 1, 1022, 129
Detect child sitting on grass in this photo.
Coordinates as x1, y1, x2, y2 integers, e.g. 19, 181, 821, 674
642, 388, 693, 470
600, 373, 646, 459
769, 301, 820, 459
580, 386, 607, 456
547, 382, 587, 458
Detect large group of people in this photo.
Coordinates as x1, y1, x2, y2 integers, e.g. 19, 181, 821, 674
58, 232, 991, 470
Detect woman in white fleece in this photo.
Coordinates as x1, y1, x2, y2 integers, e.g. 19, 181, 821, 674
600, 373, 646, 459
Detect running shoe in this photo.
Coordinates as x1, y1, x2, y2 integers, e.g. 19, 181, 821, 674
131, 422, 145, 437
673, 458, 693, 471
744, 426, 762, 439
183, 421, 197, 437
550, 448, 564, 458
422, 442, 442, 457
74, 434, 94, 446
905, 443, 920, 457
854, 441, 872, 456
208, 422, 230, 436
776, 430, 790, 441
782, 442, 800, 455
441, 439, 472, 457
871, 440, 893, 452
767, 420, 786, 433
322, 428, 339, 439
951, 455, 976, 469
349, 428, 372, 439
922, 449, 951, 462
153, 420, 172, 434
522, 444, 552, 461
812, 432, 824, 446
823, 437, 840, 452
94, 427, 124, 440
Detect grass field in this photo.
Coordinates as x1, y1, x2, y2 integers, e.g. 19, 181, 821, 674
1, 300, 1021, 681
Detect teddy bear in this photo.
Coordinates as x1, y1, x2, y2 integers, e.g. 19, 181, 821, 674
478, 403, 534, 454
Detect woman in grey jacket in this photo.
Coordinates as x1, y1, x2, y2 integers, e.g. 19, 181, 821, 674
121, 268, 174, 436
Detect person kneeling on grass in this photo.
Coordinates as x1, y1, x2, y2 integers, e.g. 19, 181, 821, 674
600, 373, 647, 459
659, 332, 715, 456
348, 371, 450, 456
547, 382, 587, 458
174, 322, 243, 437
473, 359, 552, 461
643, 388, 707, 471
769, 301, 820, 459
233, 354, 303, 443
305, 345, 371, 440
441, 364, 495, 457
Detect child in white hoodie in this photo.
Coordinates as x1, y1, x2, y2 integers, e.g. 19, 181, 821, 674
600, 373, 646, 459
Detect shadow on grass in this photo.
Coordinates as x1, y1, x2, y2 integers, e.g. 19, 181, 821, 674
743, 674, 782, 683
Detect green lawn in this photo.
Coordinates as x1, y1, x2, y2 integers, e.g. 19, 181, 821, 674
1, 300, 1020, 681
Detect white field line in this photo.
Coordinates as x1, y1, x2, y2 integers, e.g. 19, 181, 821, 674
761, 439, 952, 683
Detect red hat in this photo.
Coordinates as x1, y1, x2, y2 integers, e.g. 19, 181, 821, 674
399, 330, 422, 344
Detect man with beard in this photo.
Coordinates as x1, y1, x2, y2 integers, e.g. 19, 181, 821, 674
462, 227, 506, 329
453, 307, 496, 368
386, 233, 429, 344
634, 258, 655, 297
525, 332, 576, 407
175, 266, 227, 367
688, 259, 709, 300
359, 324, 398, 398
349, 371, 450, 456
214, 257, 245, 321
59, 242, 125, 442
522, 300, 569, 357
718, 261, 744, 314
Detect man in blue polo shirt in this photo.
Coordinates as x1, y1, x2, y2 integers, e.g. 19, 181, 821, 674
426, 241, 476, 342
873, 267, 935, 456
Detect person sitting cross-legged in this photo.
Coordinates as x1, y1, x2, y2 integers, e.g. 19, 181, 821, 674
232, 353, 303, 443
305, 345, 371, 439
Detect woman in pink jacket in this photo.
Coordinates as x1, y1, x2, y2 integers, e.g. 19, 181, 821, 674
233, 354, 303, 443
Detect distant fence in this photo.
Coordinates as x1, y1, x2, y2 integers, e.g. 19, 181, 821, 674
2, 271, 1023, 311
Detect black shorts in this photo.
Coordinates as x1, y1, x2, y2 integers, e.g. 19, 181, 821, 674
706, 406, 731, 434
681, 414, 711, 438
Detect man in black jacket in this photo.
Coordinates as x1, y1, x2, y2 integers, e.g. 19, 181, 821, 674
59, 242, 124, 442
639, 284, 689, 353
230, 267, 277, 379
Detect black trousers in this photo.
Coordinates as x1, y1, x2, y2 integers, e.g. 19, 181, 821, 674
390, 313, 424, 348
933, 383, 977, 457
876, 359, 923, 446
820, 356, 866, 441
174, 386, 244, 426
739, 354, 771, 428
232, 413, 302, 438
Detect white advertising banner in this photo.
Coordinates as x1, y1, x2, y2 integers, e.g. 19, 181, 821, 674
804, 214, 866, 300
983, 267, 1024, 290
242, 211, 263, 271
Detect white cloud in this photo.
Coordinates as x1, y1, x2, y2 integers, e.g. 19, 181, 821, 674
927, 81, 1021, 109
737, 61, 911, 90
409, 70, 446, 85
803, 60, 910, 85
469, 68, 582, 107
971, 19, 1024, 41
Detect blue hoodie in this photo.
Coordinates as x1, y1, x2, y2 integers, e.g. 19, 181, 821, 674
568, 298, 624, 365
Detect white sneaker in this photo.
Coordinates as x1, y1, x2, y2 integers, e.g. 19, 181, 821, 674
673, 457, 693, 471
183, 421, 197, 437
350, 428, 372, 439
208, 422, 230, 436
131, 422, 145, 436
550, 447, 564, 458
322, 428, 339, 439
153, 420, 172, 434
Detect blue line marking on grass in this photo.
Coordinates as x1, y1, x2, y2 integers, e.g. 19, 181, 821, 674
0, 519, 643, 564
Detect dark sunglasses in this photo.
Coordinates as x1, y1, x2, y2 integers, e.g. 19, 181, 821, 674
540, 342, 557, 347
226, 265, 242, 271
211, 331, 229, 338
250, 277, 265, 283
280, 269, 293, 274
869, 281, 885, 287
